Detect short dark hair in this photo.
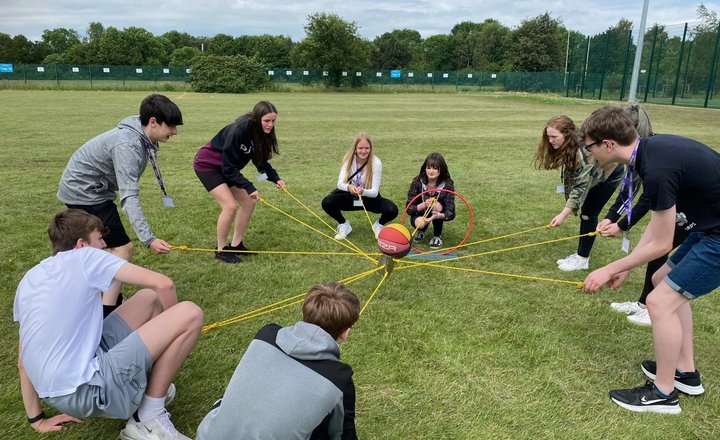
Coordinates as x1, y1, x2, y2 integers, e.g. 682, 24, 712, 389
48, 209, 107, 255
302, 282, 360, 340
580, 105, 638, 146
139, 94, 183, 126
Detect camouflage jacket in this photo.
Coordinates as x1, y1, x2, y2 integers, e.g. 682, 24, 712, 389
562, 147, 623, 213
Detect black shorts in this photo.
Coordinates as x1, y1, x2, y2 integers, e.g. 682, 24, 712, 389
66, 200, 131, 248
195, 169, 228, 192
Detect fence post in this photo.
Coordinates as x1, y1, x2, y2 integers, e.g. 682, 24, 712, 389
671, 23, 688, 105
54, 64, 59, 87
703, 22, 720, 108
620, 30, 633, 101
598, 32, 611, 100
580, 36, 590, 98
652, 36, 665, 98
682, 41, 694, 98
643, 26, 659, 103
89, 65, 93, 89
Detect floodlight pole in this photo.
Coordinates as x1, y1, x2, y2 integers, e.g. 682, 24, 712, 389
628, 0, 650, 103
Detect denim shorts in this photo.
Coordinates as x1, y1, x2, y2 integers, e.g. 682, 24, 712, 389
665, 232, 720, 300
44, 313, 153, 419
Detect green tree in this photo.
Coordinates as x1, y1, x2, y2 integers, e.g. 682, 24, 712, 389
170, 46, 201, 66
189, 54, 269, 93
290, 12, 371, 86
472, 19, 511, 71
451, 21, 483, 69
41, 28, 81, 56
236, 35, 293, 66
208, 34, 238, 55
371, 29, 422, 69
507, 12, 565, 72
420, 34, 453, 70
162, 30, 200, 50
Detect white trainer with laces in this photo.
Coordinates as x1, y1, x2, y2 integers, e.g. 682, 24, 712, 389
120, 410, 191, 440
556, 253, 578, 265
373, 221, 383, 238
628, 308, 652, 326
558, 255, 589, 271
334, 222, 352, 240
610, 301, 645, 315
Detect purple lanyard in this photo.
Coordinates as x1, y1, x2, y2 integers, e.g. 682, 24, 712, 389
619, 139, 640, 225
143, 139, 168, 196
353, 157, 364, 186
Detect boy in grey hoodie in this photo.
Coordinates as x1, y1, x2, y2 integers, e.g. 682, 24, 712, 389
57, 94, 183, 314
197, 282, 360, 440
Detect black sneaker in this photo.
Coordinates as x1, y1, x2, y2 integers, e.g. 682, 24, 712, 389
229, 241, 257, 256
641, 360, 704, 395
609, 380, 680, 414
413, 230, 425, 242
215, 246, 241, 264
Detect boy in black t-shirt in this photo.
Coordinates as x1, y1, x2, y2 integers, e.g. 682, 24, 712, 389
580, 105, 720, 414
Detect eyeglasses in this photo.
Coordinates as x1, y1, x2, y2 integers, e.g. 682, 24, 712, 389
584, 140, 602, 152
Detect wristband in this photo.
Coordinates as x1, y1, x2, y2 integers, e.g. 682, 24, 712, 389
28, 411, 45, 424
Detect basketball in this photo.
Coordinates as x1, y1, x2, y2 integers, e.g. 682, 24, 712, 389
376, 223, 412, 258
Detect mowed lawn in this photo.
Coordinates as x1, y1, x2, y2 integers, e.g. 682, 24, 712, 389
1, 90, 720, 439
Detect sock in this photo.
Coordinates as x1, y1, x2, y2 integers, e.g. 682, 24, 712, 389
654, 384, 672, 397
137, 394, 166, 421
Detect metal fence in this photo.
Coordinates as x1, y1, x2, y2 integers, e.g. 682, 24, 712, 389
1, 21, 718, 108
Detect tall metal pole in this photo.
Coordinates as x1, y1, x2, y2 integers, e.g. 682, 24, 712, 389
628, 0, 650, 103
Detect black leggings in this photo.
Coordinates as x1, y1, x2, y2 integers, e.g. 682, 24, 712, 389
577, 167, 624, 257
321, 190, 398, 225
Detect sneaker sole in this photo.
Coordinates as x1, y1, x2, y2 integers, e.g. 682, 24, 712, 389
627, 315, 652, 326
610, 396, 681, 414
557, 265, 589, 272
641, 365, 705, 396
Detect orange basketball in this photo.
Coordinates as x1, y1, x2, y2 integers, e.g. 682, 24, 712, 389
377, 223, 412, 258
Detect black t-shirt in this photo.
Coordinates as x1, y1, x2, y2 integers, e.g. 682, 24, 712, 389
635, 134, 720, 234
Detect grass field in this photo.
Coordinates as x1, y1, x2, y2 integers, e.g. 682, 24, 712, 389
2, 90, 720, 439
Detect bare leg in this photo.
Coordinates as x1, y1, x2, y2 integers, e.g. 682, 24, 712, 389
208, 184, 237, 250
646, 281, 692, 393
114, 289, 162, 330
230, 186, 256, 246
135, 302, 203, 398
103, 242, 134, 306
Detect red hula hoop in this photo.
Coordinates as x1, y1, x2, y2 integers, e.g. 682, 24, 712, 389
399, 188, 474, 255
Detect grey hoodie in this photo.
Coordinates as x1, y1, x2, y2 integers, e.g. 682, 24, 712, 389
57, 116, 157, 245
197, 322, 357, 440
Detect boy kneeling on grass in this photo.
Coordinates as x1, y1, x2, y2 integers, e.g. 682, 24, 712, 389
197, 282, 360, 440
15, 209, 203, 439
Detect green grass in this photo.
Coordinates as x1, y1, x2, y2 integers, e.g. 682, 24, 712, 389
2, 90, 720, 439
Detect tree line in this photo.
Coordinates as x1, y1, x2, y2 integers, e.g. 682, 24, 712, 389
0, 6, 717, 76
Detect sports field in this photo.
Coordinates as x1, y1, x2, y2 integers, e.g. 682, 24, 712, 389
2, 90, 719, 439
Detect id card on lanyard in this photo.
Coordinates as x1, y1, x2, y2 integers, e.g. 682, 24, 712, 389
143, 139, 174, 208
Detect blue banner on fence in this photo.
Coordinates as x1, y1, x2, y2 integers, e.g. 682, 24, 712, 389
0, 64, 13, 73
390, 70, 401, 78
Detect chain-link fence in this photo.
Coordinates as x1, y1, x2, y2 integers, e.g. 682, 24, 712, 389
1, 21, 718, 108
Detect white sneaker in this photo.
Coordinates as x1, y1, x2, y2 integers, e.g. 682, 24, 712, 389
610, 301, 644, 315
164, 383, 176, 406
373, 221, 384, 238
558, 255, 589, 271
556, 253, 578, 265
628, 308, 652, 326
334, 222, 352, 240
120, 410, 191, 440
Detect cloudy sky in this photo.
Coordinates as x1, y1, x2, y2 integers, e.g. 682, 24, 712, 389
1, 0, 716, 42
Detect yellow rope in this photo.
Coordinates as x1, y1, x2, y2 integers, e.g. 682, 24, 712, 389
281, 188, 371, 259
357, 195, 376, 233
360, 270, 390, 315
399, 260, 583, 287
258, 197, 378, 264
171, 245, 380, 257
399, 231, 599, 270
409, 197, 437, 238
201, 263, 386, 333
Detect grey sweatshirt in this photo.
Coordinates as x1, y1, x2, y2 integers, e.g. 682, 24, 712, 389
57, 116, 157, 245
197, 322, 358, 440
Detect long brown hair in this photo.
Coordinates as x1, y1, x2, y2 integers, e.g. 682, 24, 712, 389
235, 101, 279, 165
533, 115, 580, 175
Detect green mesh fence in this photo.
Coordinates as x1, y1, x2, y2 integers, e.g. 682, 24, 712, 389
1, 22, 718, 108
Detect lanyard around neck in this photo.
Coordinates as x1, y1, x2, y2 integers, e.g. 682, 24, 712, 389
142, 139, 168, 196
619, 138, 641, 225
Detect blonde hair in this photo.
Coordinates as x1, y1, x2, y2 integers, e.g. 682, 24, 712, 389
341, 132, 375, 189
